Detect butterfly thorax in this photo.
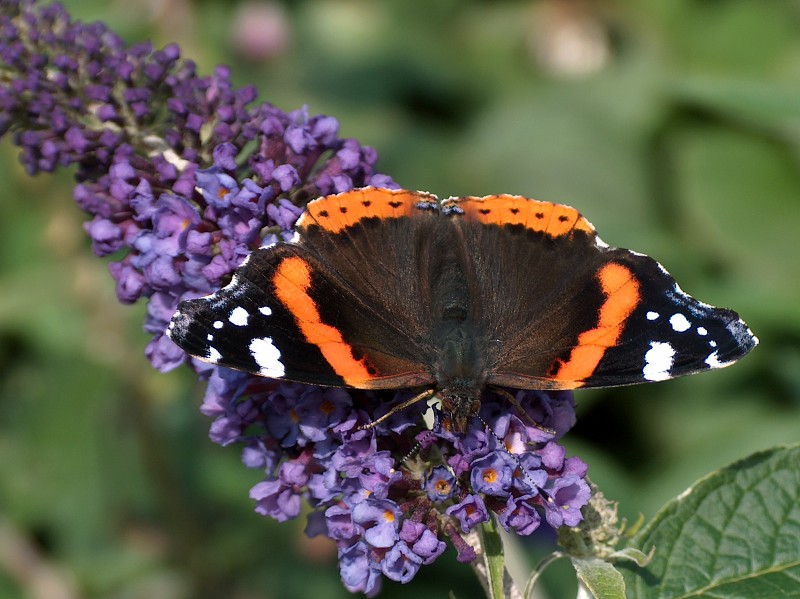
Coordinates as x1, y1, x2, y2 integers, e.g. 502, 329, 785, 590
434, 323, 487, 433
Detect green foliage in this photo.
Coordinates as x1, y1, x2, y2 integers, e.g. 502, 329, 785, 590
623, 445, 800, 598
573, 558, 626, 599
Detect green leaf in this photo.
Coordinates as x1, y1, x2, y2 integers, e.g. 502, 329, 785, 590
572, 558, 626, 599
623, 445, 800, 598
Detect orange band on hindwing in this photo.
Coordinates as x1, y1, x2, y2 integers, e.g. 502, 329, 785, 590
551, 262, 641, 384
273, 256, 373, 383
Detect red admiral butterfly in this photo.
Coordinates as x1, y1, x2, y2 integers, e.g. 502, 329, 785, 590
168, 188, 757, 431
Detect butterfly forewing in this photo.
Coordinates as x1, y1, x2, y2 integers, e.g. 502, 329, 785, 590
169, 190, 439, 389
446, 194, 756, 389
575, 249, 757, 387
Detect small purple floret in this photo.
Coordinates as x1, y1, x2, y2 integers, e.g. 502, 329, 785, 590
446, 493, 490, 533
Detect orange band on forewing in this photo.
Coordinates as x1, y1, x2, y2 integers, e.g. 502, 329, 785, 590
457, 195, 595, 237
553, 262, 641, 383
274, 256, 372, 383
299, 188, 431, 233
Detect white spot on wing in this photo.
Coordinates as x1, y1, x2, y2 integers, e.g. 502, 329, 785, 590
213, 320, 224, 329
697, 326, 708, 336
643, 341, 675, 381
207, 334, 213, 341
259, 306, 272, 316
670, 313, 691, 332
250, 337, 285, 377
229, 306, 249, 326
709, 340, 717, 348
646, 311, 659, 321
207, 347, 222, 363
594, 236, 609, 249
705, 351, 732, 369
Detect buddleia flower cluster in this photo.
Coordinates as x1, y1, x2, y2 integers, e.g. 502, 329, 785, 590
0, 0, 591, 594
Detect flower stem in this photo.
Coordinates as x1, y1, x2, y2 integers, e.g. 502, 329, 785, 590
469, 518, 522, 599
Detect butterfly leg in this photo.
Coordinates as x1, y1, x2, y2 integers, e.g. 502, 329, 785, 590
359, 388, 436, 430
490, 387, 557, 437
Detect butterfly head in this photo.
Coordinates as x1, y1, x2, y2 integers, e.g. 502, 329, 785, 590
439, 385, 482, 434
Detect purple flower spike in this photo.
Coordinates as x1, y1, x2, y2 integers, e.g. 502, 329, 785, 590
0, 1, 394, 373
1, 1, 594, 593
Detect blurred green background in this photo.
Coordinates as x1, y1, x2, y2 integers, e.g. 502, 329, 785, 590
1, 0, 798, 598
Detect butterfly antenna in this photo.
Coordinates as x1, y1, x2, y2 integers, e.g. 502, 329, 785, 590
399, 440, 423, 465
400, 429, 452, 476
491, 387, 557, 437
358, 388, 436, 431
